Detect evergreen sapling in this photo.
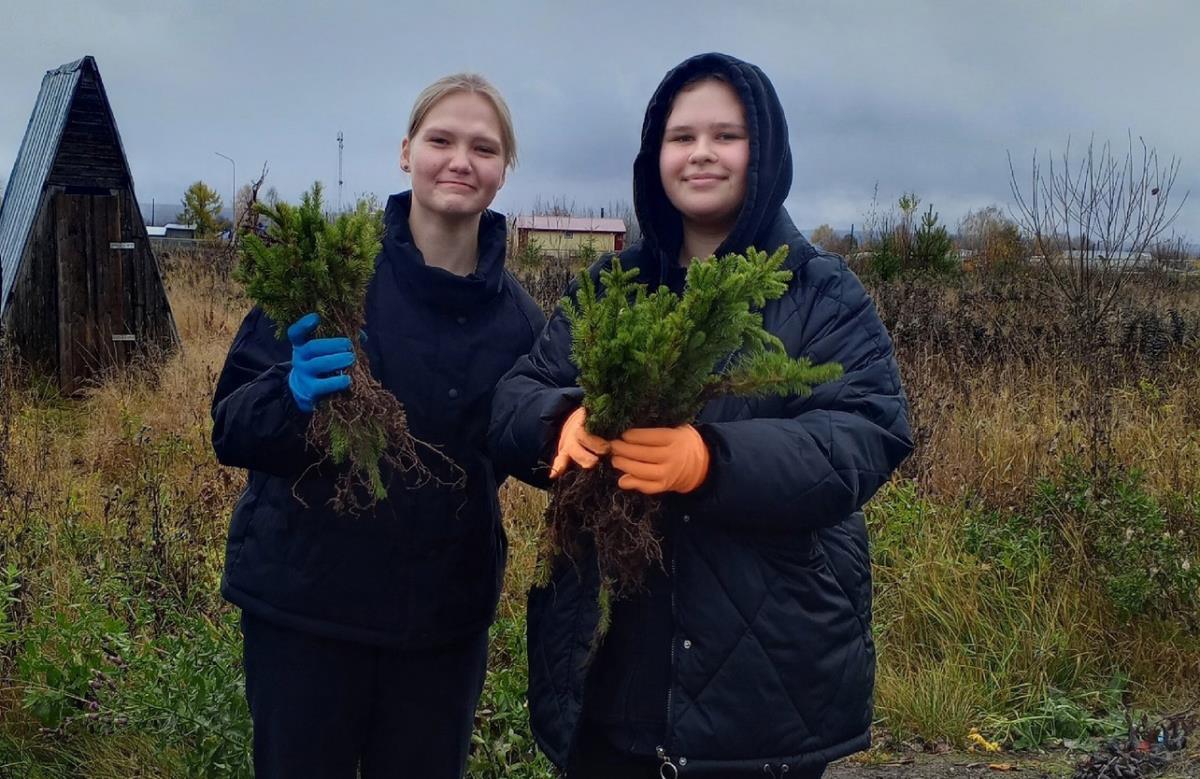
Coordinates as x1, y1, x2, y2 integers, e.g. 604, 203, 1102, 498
235, 182, 450, 512
548, 245, 843, 597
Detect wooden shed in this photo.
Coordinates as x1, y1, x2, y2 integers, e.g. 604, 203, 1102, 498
0, 55, 178, 393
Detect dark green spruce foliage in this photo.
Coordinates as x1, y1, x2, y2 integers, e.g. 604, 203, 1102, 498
234, 183, 396, 501
563, 245, 843, 439
911, 203, 958, 276
234, 182, 381, 343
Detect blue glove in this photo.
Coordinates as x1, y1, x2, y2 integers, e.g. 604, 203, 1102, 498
286, 313, 355, 413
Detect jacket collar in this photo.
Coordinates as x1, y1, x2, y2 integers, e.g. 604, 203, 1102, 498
624, 207, 818, 290
380, 191, 509, 311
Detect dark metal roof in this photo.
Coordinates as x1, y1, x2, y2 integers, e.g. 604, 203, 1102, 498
0, 56, 103, 317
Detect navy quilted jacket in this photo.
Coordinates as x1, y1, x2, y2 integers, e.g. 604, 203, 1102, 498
489, 53, 913, 774
213, 192, 544, 647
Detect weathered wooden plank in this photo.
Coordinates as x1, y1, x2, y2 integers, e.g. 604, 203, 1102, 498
97, 194, 126, 367
45, 172, 125, 189
118, 189, 179, 353
56, 193, 92, 392
62, 123, 113, 137
2, 189, 59, 372
47, 171, 124, 184
119, 191, 148, 340
56, 150, 121, 163
51, 153, 124, 169
54, 149, 123, 163
49, 165, 125, 179
47, 166, 124, 180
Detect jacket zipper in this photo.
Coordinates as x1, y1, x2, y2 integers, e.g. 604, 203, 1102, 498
667, 540, 677, 724
656, 745, 678, 778
657, 515, 681, 774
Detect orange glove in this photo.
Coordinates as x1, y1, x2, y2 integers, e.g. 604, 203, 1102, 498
549, 407, 611, 479
609, 425, 710, 495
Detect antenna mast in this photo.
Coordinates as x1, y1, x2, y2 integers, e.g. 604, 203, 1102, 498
337, 130, 344, 212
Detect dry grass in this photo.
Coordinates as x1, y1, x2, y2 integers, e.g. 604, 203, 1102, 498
865, 270, 1200, 740
902, 358, 1200, 504
497, 481, 549, 620
0, 254, 1197, 769
874, 270, 1200, 505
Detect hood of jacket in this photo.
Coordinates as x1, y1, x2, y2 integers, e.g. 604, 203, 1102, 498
633, 52, 794, 274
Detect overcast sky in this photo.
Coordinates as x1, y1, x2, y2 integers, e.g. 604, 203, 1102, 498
2, 0, 1197, 237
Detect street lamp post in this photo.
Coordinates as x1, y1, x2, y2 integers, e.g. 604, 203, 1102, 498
214, 151, 236, 242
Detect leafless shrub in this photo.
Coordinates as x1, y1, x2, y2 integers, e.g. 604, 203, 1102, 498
511, 263, 576, 316
1008, 135, 1189, 344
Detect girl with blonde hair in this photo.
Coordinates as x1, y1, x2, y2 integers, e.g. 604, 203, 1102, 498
213, 73, 543, 778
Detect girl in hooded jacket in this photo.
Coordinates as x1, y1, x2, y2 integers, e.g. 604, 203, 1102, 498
489, 53, 913, 778
211, 74, 545, 779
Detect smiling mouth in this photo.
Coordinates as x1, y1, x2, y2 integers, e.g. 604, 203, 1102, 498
438, 181, 476, 190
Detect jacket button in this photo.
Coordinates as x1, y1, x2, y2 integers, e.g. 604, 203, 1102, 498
682, 639, 692, 649
456, 315, 467, 325
448, 388, 459, 399
682, 514, 691, 523
679, 757, 688, 766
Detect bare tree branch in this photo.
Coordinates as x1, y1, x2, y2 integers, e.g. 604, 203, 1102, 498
1009, 135, 1188, 342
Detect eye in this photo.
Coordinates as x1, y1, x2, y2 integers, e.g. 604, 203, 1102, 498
717, 132, 744, 141
476, 145, 498, 156
669, 134, 693, 143
428, 136, 449, 146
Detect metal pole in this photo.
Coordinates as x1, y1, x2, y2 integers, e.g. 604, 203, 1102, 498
215, 151, 236, 242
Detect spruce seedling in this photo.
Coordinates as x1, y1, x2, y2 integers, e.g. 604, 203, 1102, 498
235, 182, 446, 512
548, 245, 843, 597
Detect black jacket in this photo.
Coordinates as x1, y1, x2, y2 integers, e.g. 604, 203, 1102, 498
489, 53, 913, 774
213, 192, 545, 648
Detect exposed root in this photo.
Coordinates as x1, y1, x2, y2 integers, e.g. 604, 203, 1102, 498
546, 462, 664, 596
233, 175, 465, 514
300, 305, 463, 515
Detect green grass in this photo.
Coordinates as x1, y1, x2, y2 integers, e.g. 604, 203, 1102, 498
869, 476, 1199, 749
2, 260, 1198, 773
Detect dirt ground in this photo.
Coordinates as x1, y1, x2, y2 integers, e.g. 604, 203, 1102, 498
823, 749, 1200, 779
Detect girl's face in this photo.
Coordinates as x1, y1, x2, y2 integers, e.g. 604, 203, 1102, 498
658, 79, 750, 233
401, 91, 507, 217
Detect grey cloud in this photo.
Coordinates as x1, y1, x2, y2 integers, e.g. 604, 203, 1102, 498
1, 0, 1196, 237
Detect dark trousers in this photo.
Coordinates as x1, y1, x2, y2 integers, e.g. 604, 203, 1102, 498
240, 611, 488, 779
567, 721, 826, 779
